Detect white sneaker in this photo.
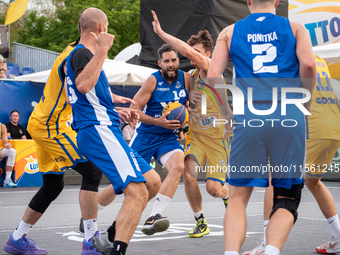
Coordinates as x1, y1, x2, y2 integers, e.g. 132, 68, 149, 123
3, 179, 17, 188
316, 236, 340, 254
242, 239, 265, 255
92, 230, 113, 255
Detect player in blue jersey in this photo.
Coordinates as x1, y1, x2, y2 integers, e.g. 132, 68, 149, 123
129, 44, 191, 235
65, 8, 155, 255
207, 0, 316, 255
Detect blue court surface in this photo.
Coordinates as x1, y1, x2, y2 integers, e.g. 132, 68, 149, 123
1, 181, 340, 255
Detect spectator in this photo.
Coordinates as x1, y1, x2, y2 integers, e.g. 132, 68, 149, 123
6, 110, 27, 139
0, 122, 17, 188
0, 68, 5, 78
0, 55, 7, 73
121, 122, 136, 141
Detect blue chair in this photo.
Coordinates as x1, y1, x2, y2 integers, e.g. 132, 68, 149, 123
6, 63, 20, 78
22, 67, 35, 75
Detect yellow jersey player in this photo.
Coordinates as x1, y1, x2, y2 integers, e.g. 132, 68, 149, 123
152, 10, 229, 238
306, 55, 340, 254
4, 40, 105, 255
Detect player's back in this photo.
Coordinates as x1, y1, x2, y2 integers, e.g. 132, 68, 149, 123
230, 13, 301, 102
29, 42, 76, 137
66, 44, 120, 131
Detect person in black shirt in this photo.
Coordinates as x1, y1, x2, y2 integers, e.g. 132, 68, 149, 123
6, 110, 26, 139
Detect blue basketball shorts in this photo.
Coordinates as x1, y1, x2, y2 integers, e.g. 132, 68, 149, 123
227, 102, 306, 189
129, 131, 183, 170
77, 125, 151, 194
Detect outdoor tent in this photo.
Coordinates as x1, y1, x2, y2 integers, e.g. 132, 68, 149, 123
14, 59, 158, 86
0, 60, 158, 128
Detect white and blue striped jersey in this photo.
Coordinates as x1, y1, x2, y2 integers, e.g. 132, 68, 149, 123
65, 44, 120, 131
136, 70, 188, 136
230, 13, 302, 102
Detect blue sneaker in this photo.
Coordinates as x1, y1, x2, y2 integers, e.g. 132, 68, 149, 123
4, 234, 47, 254
81, 231, 102, 255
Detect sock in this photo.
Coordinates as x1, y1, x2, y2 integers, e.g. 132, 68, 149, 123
111, 241, 128, 255
107, 221, 116, 243
98, 204, 105, 211
83, 219, 97, 241
150, 193, 171, 216
5, 171, 12, 181
264, 245, 280, 255
194, 210, 203, 219
263, 220, 269, 246
13, 220, 32, 240
224, 252, 239, 255
327, 215, 340, 239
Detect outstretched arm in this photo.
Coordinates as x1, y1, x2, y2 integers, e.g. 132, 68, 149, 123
152, 10, 210, 72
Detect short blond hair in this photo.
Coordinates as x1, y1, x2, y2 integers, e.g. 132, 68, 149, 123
0, 55, 4, 63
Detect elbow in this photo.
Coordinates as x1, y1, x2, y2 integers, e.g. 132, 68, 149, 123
300, 61, 317, 78
77, 82, 91, 94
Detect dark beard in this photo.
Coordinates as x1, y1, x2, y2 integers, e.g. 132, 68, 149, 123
162, 68, 179, 83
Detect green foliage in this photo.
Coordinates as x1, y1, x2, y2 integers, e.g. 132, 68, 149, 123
8, 0, 141, 58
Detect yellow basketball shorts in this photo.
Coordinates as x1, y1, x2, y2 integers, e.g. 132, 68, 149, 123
306, 139, 340, 177
185, 131, 229, 183
30, 125, 87, 174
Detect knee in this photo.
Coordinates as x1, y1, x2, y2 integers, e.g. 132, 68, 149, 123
76, 161, 103, 192
169, 163, 184, 177
133, 183, 148, 207
206, 182, 220, 197
9, 148, 16, 156
304, 176, 320, 190
146, 173, 161, 195
270, 183, 303, 224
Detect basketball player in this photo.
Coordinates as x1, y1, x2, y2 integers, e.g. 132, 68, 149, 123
207, 0, 316, 254
152, 10, 229, 238
129, 44, 191, 235
243, 55, 340, 255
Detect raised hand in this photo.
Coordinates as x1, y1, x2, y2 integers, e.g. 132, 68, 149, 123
151, 10, 163, 35
90, 31, 115, 53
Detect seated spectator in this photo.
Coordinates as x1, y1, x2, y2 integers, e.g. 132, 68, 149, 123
6, 110, 27, 139
0, 68, 5, 78
0, 122, 17, 188
121, 122, 136, 141
0, 55, 7, 73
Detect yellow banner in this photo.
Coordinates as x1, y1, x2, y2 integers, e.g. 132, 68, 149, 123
5, 0, 30, 25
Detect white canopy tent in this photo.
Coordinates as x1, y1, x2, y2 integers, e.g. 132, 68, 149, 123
14, 59, 158, 86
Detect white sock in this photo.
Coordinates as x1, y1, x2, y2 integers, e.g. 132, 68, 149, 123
13, 220, 32, 240
194, 210, 203, 218
83, 219, 98, 241
98, 204, 105, 211
263, 220, 269, 246
327, 215, 340, 239
224, 252, 239, 255
264, 245, 280, 255
150, 193, 171, 216
5, 171, 12, 181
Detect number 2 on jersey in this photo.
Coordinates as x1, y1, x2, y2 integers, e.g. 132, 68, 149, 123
252, 43, 278, 74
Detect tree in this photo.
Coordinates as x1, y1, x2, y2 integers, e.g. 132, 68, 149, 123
13, 0, 140, 58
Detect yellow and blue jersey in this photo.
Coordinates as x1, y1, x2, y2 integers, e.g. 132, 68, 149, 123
189, 69, 225, 139
28, 42, 76, 138
306, 55, 340, 140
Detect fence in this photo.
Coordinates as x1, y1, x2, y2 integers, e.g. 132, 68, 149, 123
12, 42, 60, 73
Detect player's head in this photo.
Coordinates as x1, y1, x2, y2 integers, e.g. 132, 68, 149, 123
248, 0, 278, 12
10, 110, 20, 124
78, 7, 108, 35
187, 30, 214, 68
157, 44, 179, 82
0, 68, 5, 78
